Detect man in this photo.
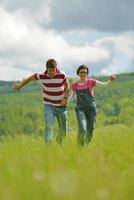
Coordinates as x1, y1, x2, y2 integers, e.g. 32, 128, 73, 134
14, 59, 69, 144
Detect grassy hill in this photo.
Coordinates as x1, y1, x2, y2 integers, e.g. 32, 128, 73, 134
0, 72, 134, 200
0, 72, 134, 136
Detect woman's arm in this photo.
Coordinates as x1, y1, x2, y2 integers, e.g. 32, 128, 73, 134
68, 91, 76, 102
96, 75, 117, 86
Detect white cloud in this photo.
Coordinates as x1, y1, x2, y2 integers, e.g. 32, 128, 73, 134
0, 7, 111, 80
95, 34, 134, 58
0, 0, 52, 25
0, 8, 27, 49
0, 4, 134, 80
93, 34, 134, 75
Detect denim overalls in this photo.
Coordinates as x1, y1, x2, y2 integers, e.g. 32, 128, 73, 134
75, 81, 97, 145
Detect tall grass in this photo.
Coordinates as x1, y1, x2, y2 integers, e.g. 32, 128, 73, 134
0, 124, 134, 200
0, 73, 134, 199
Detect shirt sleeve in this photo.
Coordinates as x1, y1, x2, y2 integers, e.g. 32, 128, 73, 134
60, 71, 67, 84
34, 72, 46, 80
89, 79, 97, 87
92, 79, 97, 86
63, 75, 67, 83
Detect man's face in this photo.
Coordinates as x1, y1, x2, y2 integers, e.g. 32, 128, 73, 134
47, 67, 57, 77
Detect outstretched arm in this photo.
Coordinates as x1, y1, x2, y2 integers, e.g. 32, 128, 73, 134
14, 74, 37, 90
96, 75, 117, 86
110, 75, 117, 81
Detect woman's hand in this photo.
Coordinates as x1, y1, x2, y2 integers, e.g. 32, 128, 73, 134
110, 75, 117, 81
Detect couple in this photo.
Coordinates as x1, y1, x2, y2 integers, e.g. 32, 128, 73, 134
14, 58, 116, 146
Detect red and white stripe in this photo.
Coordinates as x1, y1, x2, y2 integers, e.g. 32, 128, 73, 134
35, 68, 66, 106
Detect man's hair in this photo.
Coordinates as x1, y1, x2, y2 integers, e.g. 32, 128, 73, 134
46, 59, 57, 68
77, 65, 89, 75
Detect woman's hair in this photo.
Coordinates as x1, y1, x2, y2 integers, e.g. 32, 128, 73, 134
46, 59, 57, 68
77, 65, 89, 75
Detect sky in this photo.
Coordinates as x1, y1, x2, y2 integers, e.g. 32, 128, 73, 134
0, 0, 134, 80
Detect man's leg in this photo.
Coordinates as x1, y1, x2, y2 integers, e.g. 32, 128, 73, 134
44, 104, 55, 144
55, 106, 67, 145
75, 106, 87, 146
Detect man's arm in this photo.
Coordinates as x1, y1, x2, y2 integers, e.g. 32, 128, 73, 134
63, 78, 70, 98
14, 74, 37, 90
61, 78, 70, 106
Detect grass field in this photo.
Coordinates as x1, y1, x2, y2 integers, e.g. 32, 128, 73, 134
0, 124, 134, 200
0, 73, 134, 200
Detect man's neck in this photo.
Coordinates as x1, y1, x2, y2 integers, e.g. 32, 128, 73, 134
48, 74, 55, 78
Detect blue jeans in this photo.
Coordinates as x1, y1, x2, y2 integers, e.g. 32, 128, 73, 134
44, 104, 67, 144
75, 106, 96, 145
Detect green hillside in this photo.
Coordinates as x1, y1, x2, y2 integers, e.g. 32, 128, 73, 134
0, 72, 134, 136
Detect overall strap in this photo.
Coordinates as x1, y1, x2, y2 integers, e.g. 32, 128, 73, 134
87, 79, 90, 90
76, 81, 78, 90
87, 79, 92, 96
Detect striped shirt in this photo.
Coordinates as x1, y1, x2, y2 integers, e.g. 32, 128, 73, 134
35, 68, 67, 106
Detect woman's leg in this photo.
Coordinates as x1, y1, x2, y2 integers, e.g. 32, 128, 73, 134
75, 106, 87, 146
85, 107, 96, 143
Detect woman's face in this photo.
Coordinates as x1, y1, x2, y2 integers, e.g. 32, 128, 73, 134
78, 69, 88, 79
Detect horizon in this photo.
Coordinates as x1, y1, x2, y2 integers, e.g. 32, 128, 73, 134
0, 71, 133, 82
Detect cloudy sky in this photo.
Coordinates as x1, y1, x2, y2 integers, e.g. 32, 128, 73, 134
0, 0, 134, 80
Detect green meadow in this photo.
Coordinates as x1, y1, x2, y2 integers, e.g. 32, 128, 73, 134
0, 73, 134, 200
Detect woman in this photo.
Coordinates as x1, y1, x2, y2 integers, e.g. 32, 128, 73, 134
69, 65, 116, 146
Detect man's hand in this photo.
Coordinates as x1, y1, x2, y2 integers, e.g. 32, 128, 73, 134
110, 75, 117, 81
13, 75, 37, 90
14, 83, 22, 90
60, 98, 67, 106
